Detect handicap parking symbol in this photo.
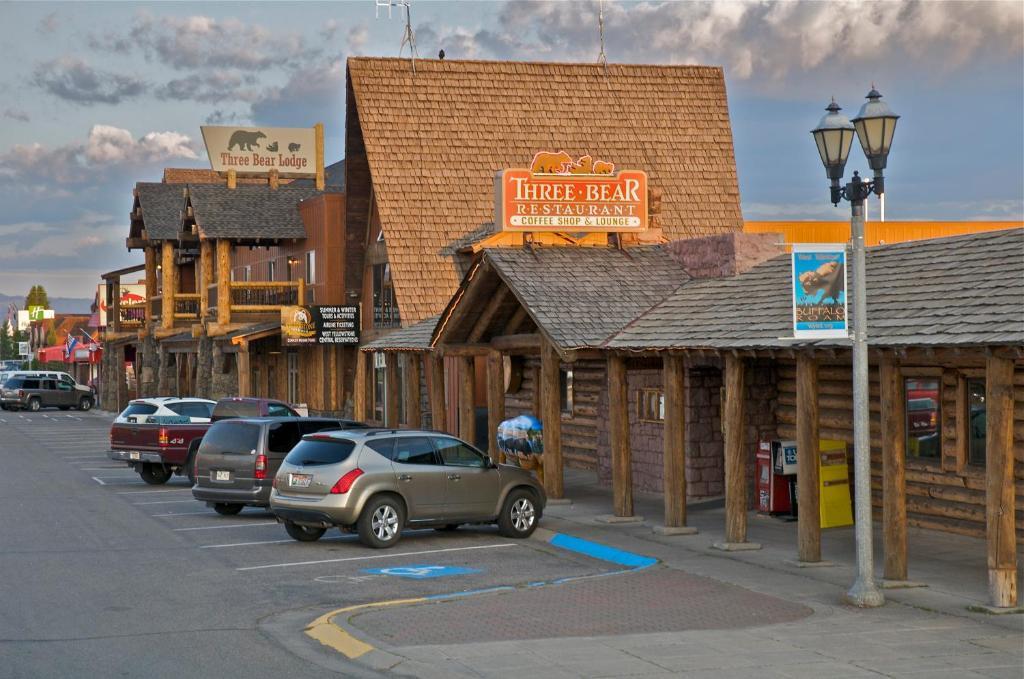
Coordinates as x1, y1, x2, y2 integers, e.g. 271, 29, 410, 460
363, 564, 481, 579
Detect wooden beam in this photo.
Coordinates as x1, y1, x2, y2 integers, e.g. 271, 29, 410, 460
468, 287, 509, 343
486, 351, 505, 463
540, 340, 564, 499
530, 365, 541, 416
236, 342, 250, 397
458, 356, 476, 443
879, 353, 907, 580
314, 122, 325, 191
608, 354, 633, 517
111, 280, 122, 334
985, 354, 1017, 608
216, 239, 231, 325
437, 343, 491, 357
503, 306, 529, 335
723, 353, 747, 544
426, 353, 447, 433
161, 241, 175, 331
144, 248, 158, 323
663, 354, 687, 527
199, 240, 212, 320
385, 353, 400, 428
490, 333, 541, 353
353, 351, 368, 422
796, 353, 822, 563
404, 353, 422, 428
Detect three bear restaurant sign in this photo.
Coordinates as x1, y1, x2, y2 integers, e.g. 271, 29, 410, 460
201, 126, 317, 178
495, 152, 648, 232
791, 243, 848, 339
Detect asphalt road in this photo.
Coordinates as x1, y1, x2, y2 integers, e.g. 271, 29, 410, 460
0, 410, 610, 678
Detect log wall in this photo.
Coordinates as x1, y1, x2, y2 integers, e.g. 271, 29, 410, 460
776, 359, 1024, 539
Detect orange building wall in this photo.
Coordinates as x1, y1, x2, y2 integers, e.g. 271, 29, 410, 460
744, 221, 1023, 247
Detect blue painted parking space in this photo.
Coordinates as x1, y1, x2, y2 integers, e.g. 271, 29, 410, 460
363, 564, 482, 579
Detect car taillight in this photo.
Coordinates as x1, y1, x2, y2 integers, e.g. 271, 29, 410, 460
18, 390, 24, 398
930, 412, 937, 428
330, 468, 364, 494
255, 453, 268, 480
158, 427, 169, 446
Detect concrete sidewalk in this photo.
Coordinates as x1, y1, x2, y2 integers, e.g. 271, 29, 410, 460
325, 469, 1022, 678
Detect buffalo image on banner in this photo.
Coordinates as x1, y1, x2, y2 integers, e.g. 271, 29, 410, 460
791, 244, 848, 339
281, 305, 359, 346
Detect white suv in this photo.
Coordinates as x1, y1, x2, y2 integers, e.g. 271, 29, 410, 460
114, 397, 217, 424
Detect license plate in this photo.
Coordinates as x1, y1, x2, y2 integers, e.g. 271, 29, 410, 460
290, 473, 312, 488
214, 470, 231, 482
129, 452, 140, 461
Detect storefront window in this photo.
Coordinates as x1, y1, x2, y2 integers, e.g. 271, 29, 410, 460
638, 388, 665, 423
905, 377, 940, 460
373, 263, 401, 328
967, 378, 986, 467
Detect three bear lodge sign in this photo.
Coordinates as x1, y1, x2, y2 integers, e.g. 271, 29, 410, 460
495, 152, 648, 233
201, 126, 319, 178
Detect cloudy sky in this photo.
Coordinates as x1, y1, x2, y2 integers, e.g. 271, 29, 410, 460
1, 0, 1021, 298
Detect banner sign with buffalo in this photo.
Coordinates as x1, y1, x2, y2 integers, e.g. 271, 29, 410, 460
281, 305, 360, 347
791, 243, 848, 339
201, 126, 317, 178
495, 151, 648, 233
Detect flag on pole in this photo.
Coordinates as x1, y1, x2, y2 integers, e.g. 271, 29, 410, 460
64, 334, 79, 359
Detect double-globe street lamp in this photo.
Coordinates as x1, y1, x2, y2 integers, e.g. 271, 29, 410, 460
811, 88, 899, 607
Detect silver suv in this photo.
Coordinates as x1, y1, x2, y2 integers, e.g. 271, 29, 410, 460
270, 429, 546, 548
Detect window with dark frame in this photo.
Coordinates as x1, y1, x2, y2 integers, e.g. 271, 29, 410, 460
638, 387, 665, 423
905, 377, 941, 460
559, 368, 573, 414
372, 352, 385, 422
372, 263, 401, 328
967, 378, 986, 467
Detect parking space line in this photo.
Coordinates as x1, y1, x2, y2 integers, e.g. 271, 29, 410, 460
174, 522, 278, 532
115, 488, 192, 495
132, 499, 197, 505
152, 511, 214, 517
237, 543, 518, 572
79, 467, 132, 471
91, 476, 106, 486
200, 536, 351, 549
63, 455, 110, 459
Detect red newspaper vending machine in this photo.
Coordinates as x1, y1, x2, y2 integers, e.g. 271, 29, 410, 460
756, 439, 795, 515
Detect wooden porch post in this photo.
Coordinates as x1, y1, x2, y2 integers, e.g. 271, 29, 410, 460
540, 340, 564, 499
458, 356, 476, 443
879, 353, 907, 581
486, 351, 505, 463
427, 352, 447, 433
404, 352, 422, 428
161, 241, 175, 331
385, 352, 400, 428
216, 239, 231, 326
111, 280, 122, 334
236, 342, 250, 397
662, 354, 689, 529
608, 354, 633, 517
721, 353, 751, 547
353, 350, 368, 422
199, 239, 213, 320
985, 353, 1017, 608
144, 248, 158, 324
796, 353, 822, 563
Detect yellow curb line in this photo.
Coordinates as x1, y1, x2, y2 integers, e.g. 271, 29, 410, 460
304, 597, 427, 659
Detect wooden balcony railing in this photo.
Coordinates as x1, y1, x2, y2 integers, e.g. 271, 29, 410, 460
120, 301, 146, 327
229, 280, 304, 313
174, 293, 201, 320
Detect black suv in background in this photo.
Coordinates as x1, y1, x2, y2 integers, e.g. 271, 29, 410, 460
1, 376, 94, 411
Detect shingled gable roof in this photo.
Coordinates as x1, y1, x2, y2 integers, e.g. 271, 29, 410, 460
347, 57, 743, 325
135, 182, 185, 240
361, 315, 440, 352
188, 185, 341, 240
608, 228, 1024, 351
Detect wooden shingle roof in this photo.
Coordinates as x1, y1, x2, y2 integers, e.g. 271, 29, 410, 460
347, 57, 743, 324
136, 183, 185, 240
188, 185, 341, 240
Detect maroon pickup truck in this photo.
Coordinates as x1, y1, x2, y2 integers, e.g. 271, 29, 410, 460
109, 398, 300, 484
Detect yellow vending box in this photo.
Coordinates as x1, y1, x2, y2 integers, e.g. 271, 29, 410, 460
819, 439, 853, 528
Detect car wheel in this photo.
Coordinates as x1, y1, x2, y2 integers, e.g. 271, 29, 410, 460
78, 397, 93, 412
185, 442, 201, 485
284, 521, 326, 542
27, 398, 40, 412
498, 489, 539, 538
139, 463, 172, 485
358, 495, 405, 549
434, 524, 460, 532
212, 503, 244, 516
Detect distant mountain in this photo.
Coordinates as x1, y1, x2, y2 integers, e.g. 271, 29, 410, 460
0, 293, 93, 315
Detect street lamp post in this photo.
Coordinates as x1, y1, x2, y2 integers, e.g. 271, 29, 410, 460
811, 88, 899, 608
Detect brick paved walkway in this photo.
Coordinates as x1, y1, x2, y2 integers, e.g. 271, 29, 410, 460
350, 566, 812, 646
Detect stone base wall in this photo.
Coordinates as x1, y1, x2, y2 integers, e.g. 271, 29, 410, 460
156, 346, 176, 397
195, 334, 213, 399
138, 333, 159, 398
209, 341, 238, 400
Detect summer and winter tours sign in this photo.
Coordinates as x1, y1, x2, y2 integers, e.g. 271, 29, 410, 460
495, 151, 648, 232
201, 126, 317, 177
280, 305, 360, 347
791, 244, 848, 339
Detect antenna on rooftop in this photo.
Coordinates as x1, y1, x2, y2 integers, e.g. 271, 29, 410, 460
376, 0, 418, 72
597, 0, 608, 73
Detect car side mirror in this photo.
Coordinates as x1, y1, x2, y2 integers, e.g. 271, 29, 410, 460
483, 455, 496, 469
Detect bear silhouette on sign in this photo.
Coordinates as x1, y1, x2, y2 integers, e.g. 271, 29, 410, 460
228, 130, 266, 151
288, 142, 302, 152
266, 141, 279, 152
593, 160, 614, 175
530, 150, 573, 174
569, 155, 593, 174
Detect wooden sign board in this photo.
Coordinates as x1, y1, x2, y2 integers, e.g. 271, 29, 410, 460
202, 126, 318, 178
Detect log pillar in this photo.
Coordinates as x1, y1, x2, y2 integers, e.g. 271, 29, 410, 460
608, 354, 633, 517
144, 248, 158, 324
663, 354, 687, 527
385, 353, 400, 428
985, 354, 1017, 608
458, 356, 476, 443
486, 351, 505, 463
540, 340, 564, 499
722, 353, 749, 545
353, 350, 368, 422
427, 353, 447, 433
161, 241, 175, 331
404, 353, 422, 428
199, 239, 213, 320
796, 353, 822, 563
236, 342, 250, 397
879, 353, 907, 581
216, 239, 231, 326
111, 280, 122, 334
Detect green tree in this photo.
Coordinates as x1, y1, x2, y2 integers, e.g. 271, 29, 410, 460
25, 285, 50, 310
0, 319, 12, 360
